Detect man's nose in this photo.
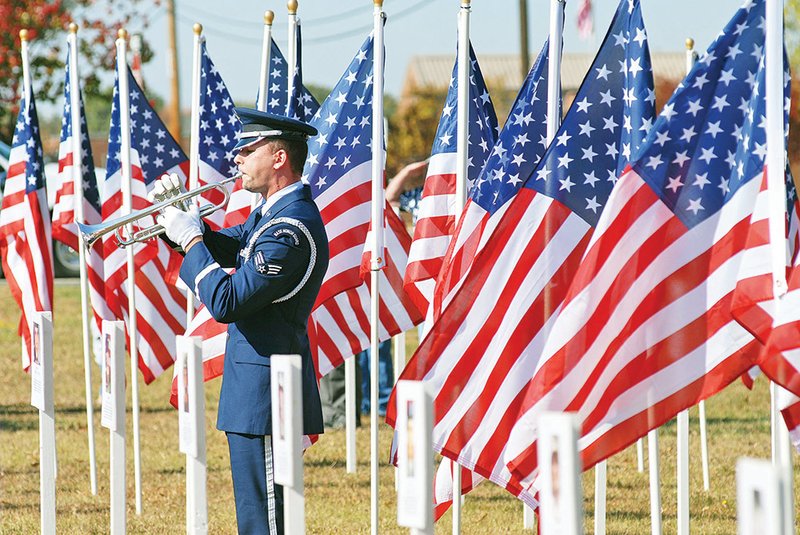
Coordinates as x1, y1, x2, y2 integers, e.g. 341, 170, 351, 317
233, 152, 244, 166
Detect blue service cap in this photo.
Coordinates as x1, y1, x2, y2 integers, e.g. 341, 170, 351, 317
233, 107, 318, 150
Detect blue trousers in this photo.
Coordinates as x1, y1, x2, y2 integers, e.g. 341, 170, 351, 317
227, 433, 283, 535
358, 339, 394, 415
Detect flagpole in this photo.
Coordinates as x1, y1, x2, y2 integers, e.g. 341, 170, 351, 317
546, 0, 564, 144
370, 2, 386, 534
116, 28, 143, 515
257, 10, 274, 112
648, 429, 662, 535
452, 1, 471, 531
767, 5, 793, 532
68, 22, 98, 497
254, 10, 274, 214
186, 24, 203, 326
287, 0, 298, 108
765, 0, 787, 299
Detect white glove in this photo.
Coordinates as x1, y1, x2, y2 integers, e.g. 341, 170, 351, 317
157, 204, 203, 250
147, 173, 185, 204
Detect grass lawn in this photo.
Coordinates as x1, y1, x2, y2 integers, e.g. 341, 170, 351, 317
0, 283, 796, 533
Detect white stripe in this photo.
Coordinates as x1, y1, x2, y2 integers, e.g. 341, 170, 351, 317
194, 262, 221, 296
264, 437, 278, 535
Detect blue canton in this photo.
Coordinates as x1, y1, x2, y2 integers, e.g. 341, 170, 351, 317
633, 0, 791, 228
524, 0, 655, 227
471, 39, 553, 215
106, 68, 187, 185
60, 44, 100, 212
12, 95, 45, 193
303, 36, 374, 197
287, 24, 320, 122
431, 43, 499, 190
258, 37, 319, 119
198, 40, 239, 178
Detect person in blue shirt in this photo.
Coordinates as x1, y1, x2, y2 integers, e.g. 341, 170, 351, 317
152, 108, 328, 535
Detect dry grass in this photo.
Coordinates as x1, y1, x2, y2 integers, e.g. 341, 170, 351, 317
0, 283, 796, 534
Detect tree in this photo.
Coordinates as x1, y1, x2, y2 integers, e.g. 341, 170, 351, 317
0, 0, 157, 143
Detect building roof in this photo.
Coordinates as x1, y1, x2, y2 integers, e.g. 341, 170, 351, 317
402, 51, 688, 97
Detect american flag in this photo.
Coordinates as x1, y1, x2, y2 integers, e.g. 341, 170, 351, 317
104, 66, 188, 383
577, 0, 594, 40
287, 22, 320, 122
430, 39, 554, 320
225, 36, 320, 227
0, 89, 54, 371
403, 44, 498, 314
388, 0, 655, 507
303, 34, 424, 375
52, 43, 113, 329
193, 39, 240, 230
501, 0, 783, 498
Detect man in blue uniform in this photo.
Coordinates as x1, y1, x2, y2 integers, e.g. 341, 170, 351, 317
151, 108, 328, 535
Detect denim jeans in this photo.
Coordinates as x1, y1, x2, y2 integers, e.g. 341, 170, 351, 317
357, 340, 394, 416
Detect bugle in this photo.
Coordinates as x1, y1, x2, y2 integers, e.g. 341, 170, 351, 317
77, 175, 240, 248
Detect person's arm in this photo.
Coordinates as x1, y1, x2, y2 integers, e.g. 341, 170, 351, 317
385, 160, 429, 207
180, 221, 312, 323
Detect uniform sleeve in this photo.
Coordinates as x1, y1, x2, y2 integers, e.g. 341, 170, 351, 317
199, 223, 244, 268
179, 222, 310, 323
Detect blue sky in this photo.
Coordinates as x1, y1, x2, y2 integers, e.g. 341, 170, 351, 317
131, 0, 745, 107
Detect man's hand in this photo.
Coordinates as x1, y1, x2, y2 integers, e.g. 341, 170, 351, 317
156, 204, 203, 251
147, 173, 185, 204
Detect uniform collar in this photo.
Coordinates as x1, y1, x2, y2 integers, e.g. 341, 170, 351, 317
260, 181, 304, 217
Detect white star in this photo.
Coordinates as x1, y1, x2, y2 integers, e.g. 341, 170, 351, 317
595, 64, 612, 81
578, 120, 595, 137
512, 153, 526, 166
666, 176, 683, 193
556, 131, 572, 147
334, 91, 348, 105
603, 115, 618, 133
581, 146, 598, 162
557, 153, 574, 169
576, 97, 592, 113
605, 142, 619, 159
536, 167, 551, 181
687, 198, 704, 215
586, 196, 601, 213
599, 90, 616, 106
718, 177, 730, 195
661, 103, 676, 121
698, 147, 717, 165
711, 95, 729, 112
645, 155, 663, 170
559, 176, 575, 192
439, 133, 452, 146
706, 121, 723, 138
719, 69, 736, 86
584, 171, 600, 187
680, 126, 697, 143
324, 156, 337, 170
673, 151, 690, 166
507, 173, 522, 187
654, 131, 671, 146
693, 172, 711, 189
633, 27, 647, 46
753, 142, 767, 160
613, 31, 628, 47
629, 58, 643, 77
693, 73, 709, 90
686, 99, 703, 116
442, 104, 454, 117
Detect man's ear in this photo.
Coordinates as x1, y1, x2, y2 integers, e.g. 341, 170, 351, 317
273, 148, 289, 170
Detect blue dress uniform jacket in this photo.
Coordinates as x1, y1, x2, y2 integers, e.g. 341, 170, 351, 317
179, 184, 328, 436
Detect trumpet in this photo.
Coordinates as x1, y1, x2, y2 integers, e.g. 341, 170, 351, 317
77, 175, 240, 248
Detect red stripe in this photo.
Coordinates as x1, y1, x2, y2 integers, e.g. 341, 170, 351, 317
422, 173, 456, 196
318, 181, 371, 224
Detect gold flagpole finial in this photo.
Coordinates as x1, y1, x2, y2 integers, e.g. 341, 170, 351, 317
374, 0, 384, 7
19, 29, 29, 42
287, 0, 298, 14
193, 23, 203, 35
264, 10, 274, 25
462, 0, 471, 5
685, 38, 694, 50
117, 28, 127, 40
69, 22, 79, 34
